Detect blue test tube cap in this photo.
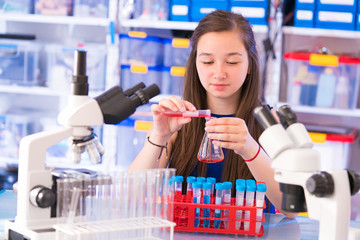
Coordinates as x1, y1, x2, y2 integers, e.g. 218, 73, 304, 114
193, 182, 203, 189
236, 179, 245, 187
187, 176, 196, 183
246, 179, 256, 192
236, 182, 246, 192
197, 177, 206, 183
257, 183, 267, 193
206, 177, 216, 184
215, 182, 223, 190
175, 176, 184, 182
202, 182, 212, 190
223, 181, 232, 190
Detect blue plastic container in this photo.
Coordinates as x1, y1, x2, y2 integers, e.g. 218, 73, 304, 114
295, 0, 316, 10
120, 64, 163, 93
294, 8, 315, 28
315, 10, 356, 31
163, 37, 191, 67
190, 0, 229, 22
161, 66, 185, 96
230, 0, 268, 25
119, 33, 164, 66
170, 0, 190, 21
316, 0, 357, 12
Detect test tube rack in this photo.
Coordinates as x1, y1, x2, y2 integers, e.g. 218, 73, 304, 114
53, 168, 176, 240
172, 194, 265, 236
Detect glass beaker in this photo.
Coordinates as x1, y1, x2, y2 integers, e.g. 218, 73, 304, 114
197, 129, 224, 163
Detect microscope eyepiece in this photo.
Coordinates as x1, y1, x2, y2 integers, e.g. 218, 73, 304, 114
254, 105, 278, 130
277, 105, 298, 129
71, 50, 89, 96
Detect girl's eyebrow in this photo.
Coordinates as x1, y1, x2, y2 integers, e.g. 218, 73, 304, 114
198, 52, 243, 57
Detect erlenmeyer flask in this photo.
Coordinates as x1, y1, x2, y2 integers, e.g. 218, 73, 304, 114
197, 130, 224, 163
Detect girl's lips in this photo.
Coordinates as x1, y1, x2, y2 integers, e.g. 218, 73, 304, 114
212, 84, 228, 90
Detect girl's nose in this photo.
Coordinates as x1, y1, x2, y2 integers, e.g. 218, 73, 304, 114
214, 63, 226, 80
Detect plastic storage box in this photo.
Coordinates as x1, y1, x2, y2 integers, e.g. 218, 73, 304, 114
120, 32, 164, 66
307, 127, 358, 171
163, 37, 191, 67
229, 0, 268, 25
294, 0, 316, 28
170, 0, 190, 21
45, 43, 107, 92
115, 107, 152, 169
0, 40, 41, 86
316, 0, 356, 12
133, 0, 169, 20
73, 0, 109, 18
190, 0, 229, 22
0, 0, 33, 13
283, 52, 360, 109
34, 0, 73, 16
120, 64, 163, 93
315, 10, 356, 30
162, 66, 185, 96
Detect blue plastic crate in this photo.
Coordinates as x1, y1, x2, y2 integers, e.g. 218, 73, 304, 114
170, 0, 190, 21
119, 33, 164, 66
295, 0, 316, 10
120, 64, 163, 93
357, 13, 360, 31
230, 0, 268, 25
161, 66, 185, 96
316, 0, 357, 12
294, 8, 315, 28
163, 37, 191, 67
315, 10, 356, 30
190, 0, 229, 22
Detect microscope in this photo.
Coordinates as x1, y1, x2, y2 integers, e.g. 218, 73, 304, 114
253, 105, 360, 240
5, 50, 160, 240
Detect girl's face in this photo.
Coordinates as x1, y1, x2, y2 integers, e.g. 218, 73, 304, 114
196, 30, 249, 101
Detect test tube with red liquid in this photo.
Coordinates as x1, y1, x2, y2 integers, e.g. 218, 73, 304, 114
162, 109, 211, 118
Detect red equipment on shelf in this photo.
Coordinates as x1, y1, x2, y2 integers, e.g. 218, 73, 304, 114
172, 194, 265, 236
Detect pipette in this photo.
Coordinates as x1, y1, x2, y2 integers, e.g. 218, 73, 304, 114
162, 109, 211, 118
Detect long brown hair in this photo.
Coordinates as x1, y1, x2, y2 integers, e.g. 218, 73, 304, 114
169, 10, 263, 185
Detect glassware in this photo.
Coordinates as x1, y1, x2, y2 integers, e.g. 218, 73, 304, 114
197, 120, 224, 163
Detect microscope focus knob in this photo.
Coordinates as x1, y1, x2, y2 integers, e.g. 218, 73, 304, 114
30, 186, 56, 208
347, 170, 360, 195
306, 171, 334, 197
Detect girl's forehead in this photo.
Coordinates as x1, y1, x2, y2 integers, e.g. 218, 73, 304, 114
197, 31, 246, 54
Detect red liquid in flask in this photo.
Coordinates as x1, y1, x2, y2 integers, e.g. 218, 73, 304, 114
197, 156, 224, 163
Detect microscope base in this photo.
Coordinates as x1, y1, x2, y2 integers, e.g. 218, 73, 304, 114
5, 220, 56, 240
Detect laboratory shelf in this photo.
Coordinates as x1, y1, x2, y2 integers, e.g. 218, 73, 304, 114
0, 85, 66, 97
120, 19, 268, 33
282, 26, 360, 39
0, 14, 110, 27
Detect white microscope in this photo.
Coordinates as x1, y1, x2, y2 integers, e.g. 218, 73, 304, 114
5, 50, 160, 240
254, 105, 360, 240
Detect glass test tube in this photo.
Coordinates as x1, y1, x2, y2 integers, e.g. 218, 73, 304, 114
244, 179, 256, 231
186, 176, 196, 200
255, 183, 267, 233
214, 183, 224, 229
202, 182, 212, 228
206, 177, 216, 198
235, 179, 246, 230
193, 182, 202, 228
174, 175, 184, 199
222, 181, 232, 229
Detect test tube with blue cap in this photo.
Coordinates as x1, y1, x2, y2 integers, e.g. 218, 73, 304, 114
255, 183, 267, 233
202, 182, 212, 228
197, 176, 206, 183
235, 179, 246, 230
206, 177, 216, 198
193, 182, 202, 228
222, 181, 232, 229
174, 176, 183, 199
244, 179, 256, 231
214, 182, 224, 229
186, 176, 196, 200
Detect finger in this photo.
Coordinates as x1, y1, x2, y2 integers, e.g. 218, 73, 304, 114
168, 96, 188, 112
208, 132, 246, 143
206, 117, 244, 126
183, 100, 197, 111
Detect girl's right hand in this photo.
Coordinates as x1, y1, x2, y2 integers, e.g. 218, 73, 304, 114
150, 96, 197, 142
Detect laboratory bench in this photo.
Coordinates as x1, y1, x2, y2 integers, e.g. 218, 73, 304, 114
1, 190, 360, 240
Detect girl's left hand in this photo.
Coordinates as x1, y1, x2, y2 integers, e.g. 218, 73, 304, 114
204, 117, 259, 160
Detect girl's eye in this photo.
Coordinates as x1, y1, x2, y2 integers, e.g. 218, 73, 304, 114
203, 61, 213, 64
227, 62, 238, 65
